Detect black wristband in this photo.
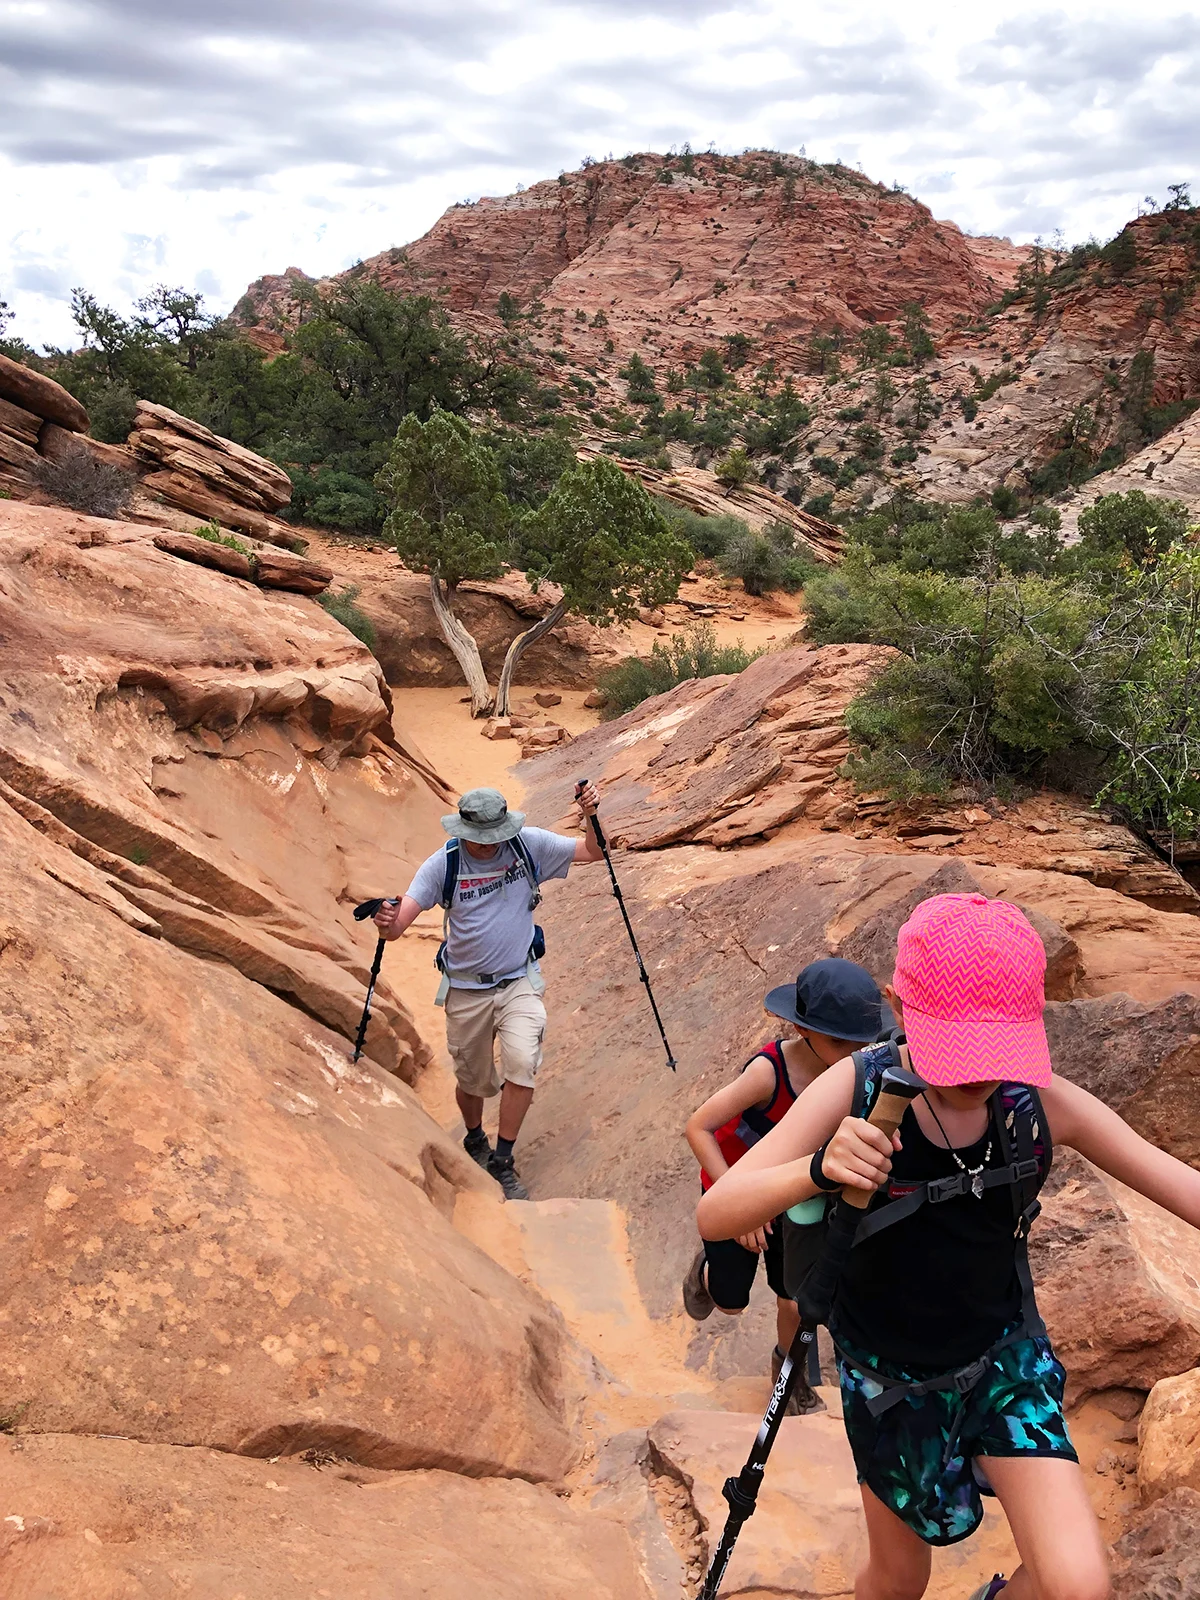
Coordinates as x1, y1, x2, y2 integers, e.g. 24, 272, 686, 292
810, 1142, 842, 1193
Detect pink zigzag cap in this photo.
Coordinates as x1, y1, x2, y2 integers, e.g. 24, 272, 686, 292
894, 893, 1051, 1089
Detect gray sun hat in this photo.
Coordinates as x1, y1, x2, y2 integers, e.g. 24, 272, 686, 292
442, 787, 525, 845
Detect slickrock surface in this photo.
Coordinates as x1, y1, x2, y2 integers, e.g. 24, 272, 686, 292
649, 1410, 1016, 1598
0, 1435, 652, 1600
911, 210, 1200, 508
1057, 408, 1200, 535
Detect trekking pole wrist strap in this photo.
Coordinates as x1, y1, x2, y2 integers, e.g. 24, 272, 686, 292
810, 1143, 841, 1193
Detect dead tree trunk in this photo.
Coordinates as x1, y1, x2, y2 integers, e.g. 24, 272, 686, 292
494, 598, 569, 716
429, 574, 494, 717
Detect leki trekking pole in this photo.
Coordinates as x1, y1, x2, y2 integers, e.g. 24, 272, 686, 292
577, 777, 677, 1072
698, 1063, 927, 1599
351, 897, 395, 1062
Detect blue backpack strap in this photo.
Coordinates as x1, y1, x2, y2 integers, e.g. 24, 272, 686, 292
852, 1038, 898, 1119
439, 838, 461, 909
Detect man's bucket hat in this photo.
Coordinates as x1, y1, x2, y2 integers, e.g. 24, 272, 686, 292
893, 892, 1051, 1088
764, 957, 884, 1043
442, 787, 525, 845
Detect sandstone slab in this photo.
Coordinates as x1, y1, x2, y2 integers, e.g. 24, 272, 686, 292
1110, 1487, 1200, 1600
0, 1434, 650, 1599
254, 546, 333, 594
0, 352, 89, 432
153, 528, 254, 579
1137, 1367, 1200, 1501
1031, 1150, 1200, 1401
0, 788, 575, 1478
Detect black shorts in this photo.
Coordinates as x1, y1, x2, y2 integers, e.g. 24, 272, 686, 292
703, 1220, 787, 1309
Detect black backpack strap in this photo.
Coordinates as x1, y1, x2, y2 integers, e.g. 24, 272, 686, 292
995, 1083, 1048, 1338
510, 830, 543, 908
851, 1078, 1044, 1250
439, 839, 461, 909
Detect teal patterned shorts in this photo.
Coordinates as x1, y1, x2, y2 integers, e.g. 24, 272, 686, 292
836, 1330, 1077, 1545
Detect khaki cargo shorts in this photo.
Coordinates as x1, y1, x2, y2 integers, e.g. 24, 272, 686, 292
444, 977, 547, 1097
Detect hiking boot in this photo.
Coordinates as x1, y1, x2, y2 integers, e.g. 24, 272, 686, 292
463, 1127, 492, 1169
683, 1247, 715, 1321
772, 1345, 826, 1416
487, 1152, 529, 1201
967, 1581, 1007, 1600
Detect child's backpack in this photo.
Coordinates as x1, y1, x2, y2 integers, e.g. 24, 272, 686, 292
848, 1037, 1051, 1336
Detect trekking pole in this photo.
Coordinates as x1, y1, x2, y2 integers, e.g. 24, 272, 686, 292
698, 1063, 927, 1599
576, 777, 677, 1072
351, 897, 396, 1063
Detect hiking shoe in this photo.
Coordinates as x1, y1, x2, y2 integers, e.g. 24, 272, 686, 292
683, 1247, 715, 1321
772, 1345, 826, 1416
967, 1580, 1007, 1600
463, 1127, 492, 1169
487, 1152, 529, 1201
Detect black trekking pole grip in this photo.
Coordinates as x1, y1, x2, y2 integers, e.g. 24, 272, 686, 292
575, 776, 607, 850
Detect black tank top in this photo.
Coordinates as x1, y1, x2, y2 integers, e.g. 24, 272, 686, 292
831, 1101, 1023, 1370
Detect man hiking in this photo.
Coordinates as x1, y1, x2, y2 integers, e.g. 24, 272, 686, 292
698, 891, 1200, 1600
374, 782, 602, 1200
682, 958, 886, 1416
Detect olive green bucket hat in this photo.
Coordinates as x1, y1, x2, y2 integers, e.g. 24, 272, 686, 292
441, 787, 525, 845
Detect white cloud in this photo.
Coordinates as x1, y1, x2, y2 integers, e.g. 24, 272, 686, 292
2, 0, 1197, 346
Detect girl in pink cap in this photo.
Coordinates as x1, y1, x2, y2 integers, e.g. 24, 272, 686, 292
698, 891, 1200, 1600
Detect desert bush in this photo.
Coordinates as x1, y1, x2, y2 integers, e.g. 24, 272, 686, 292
803, 521, 1200, 843
597, 623, 763, 717
654, 499, 749, 560
318, 583, 377, 649
1074, 489, 1192, 570
715, 447, 754, 491
33, 442, 135, 518
192, 519, 251, 554
720, 530, 783, 594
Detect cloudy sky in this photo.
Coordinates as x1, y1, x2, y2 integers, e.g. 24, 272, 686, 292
2, 0, 1198, 347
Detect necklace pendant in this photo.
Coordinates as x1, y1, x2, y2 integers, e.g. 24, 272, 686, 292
971, 1172, 985, 1200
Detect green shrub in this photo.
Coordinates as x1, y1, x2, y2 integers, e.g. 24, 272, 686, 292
192, 520, 251, 555
597, 623, 763, 717
1075, 489, 1192, 570
720, 530, 783, 594
991, 484, 1021, 519
653, 498, 749, 559
779, 553, 818, 592
804, 491, 835, 518
318, 583, 377, 649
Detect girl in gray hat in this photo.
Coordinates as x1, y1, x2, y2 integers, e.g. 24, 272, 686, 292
374, 782, 601, 1199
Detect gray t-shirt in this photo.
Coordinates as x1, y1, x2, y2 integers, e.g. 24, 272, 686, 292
407, 827, 577, 988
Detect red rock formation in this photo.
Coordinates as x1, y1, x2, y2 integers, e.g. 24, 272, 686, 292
238, 153, 1029, 376
914, 210, 1200, 505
